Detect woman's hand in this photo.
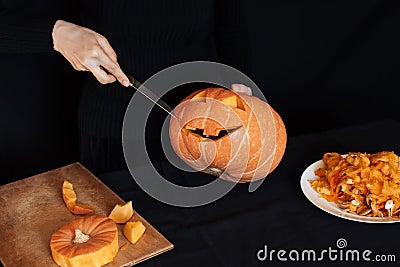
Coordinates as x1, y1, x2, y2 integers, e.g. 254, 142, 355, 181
52, 20, 129, 87
231, 84, 252, 96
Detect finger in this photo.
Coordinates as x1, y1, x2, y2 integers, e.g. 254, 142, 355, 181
70, 57, 88, 71
98, 51, 129, 87
62, 54, 83, 71
80, 53, 118, 84
231, 84, 252, 96
90, 64, 117, 84
96, 36, 129, 87
97, 35, 117, 61
70, 60, 87, 71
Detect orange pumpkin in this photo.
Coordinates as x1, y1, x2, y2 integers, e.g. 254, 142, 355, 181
50, 214, 119, 267
169, 87, 286, 183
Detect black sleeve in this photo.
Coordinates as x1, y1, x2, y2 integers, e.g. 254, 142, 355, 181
0, 0, 80, 53
0, 20, 56, 53
214, 0, 252, 75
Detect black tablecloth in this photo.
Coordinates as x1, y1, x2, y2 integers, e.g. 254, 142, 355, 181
99, 119, 400, 267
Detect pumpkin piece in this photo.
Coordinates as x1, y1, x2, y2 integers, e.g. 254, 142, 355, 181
62, 180, 93, 215
72, 203, 94, 215
50, 214, 119, 267
169, 87, 287, 183
123, 221, 146, 244
62, 180, 76, 209
108, 201, 134, 224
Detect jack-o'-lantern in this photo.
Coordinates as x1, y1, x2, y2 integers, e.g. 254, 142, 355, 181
169, 87, 286, 183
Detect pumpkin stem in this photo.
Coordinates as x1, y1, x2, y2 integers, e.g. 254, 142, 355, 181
73, 229, 90, 243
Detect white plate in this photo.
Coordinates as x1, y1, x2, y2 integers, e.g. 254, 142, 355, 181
300, 157, 400, 223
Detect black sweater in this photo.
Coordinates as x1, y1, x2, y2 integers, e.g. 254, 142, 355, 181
78, 0, 249, 139
1, 0, 249, 139
0, 0, 78, 53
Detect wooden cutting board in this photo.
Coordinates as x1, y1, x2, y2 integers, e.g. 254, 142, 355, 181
0, 163, 173, 267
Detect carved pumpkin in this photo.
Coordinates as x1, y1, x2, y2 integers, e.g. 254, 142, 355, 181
50, 214, 119, 267
169, 87, 286, 183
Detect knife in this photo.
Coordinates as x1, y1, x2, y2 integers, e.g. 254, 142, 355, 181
127, 75, 178, 119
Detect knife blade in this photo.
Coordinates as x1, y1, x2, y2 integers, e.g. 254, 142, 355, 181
127, 75, 178, 119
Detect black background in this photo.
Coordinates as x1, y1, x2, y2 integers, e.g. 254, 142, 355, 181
1, 0, 399, 181
245, 0, 399, 135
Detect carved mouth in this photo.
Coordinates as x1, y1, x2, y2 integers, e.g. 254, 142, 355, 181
183, 126, 241, 141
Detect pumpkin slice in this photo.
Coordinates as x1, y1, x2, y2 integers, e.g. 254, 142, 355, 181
50, 214, 119, 267
62, 180, 93, 214
123, 221, 146, 244
108, 201, 134, 224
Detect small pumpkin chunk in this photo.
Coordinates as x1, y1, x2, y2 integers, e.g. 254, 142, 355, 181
123, 221, 146, 244
108, 201, 134, 224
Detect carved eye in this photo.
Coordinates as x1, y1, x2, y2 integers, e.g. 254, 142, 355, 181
190, 90, 245, 110
190, 91, 207, 102
220, 95, 245, 111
